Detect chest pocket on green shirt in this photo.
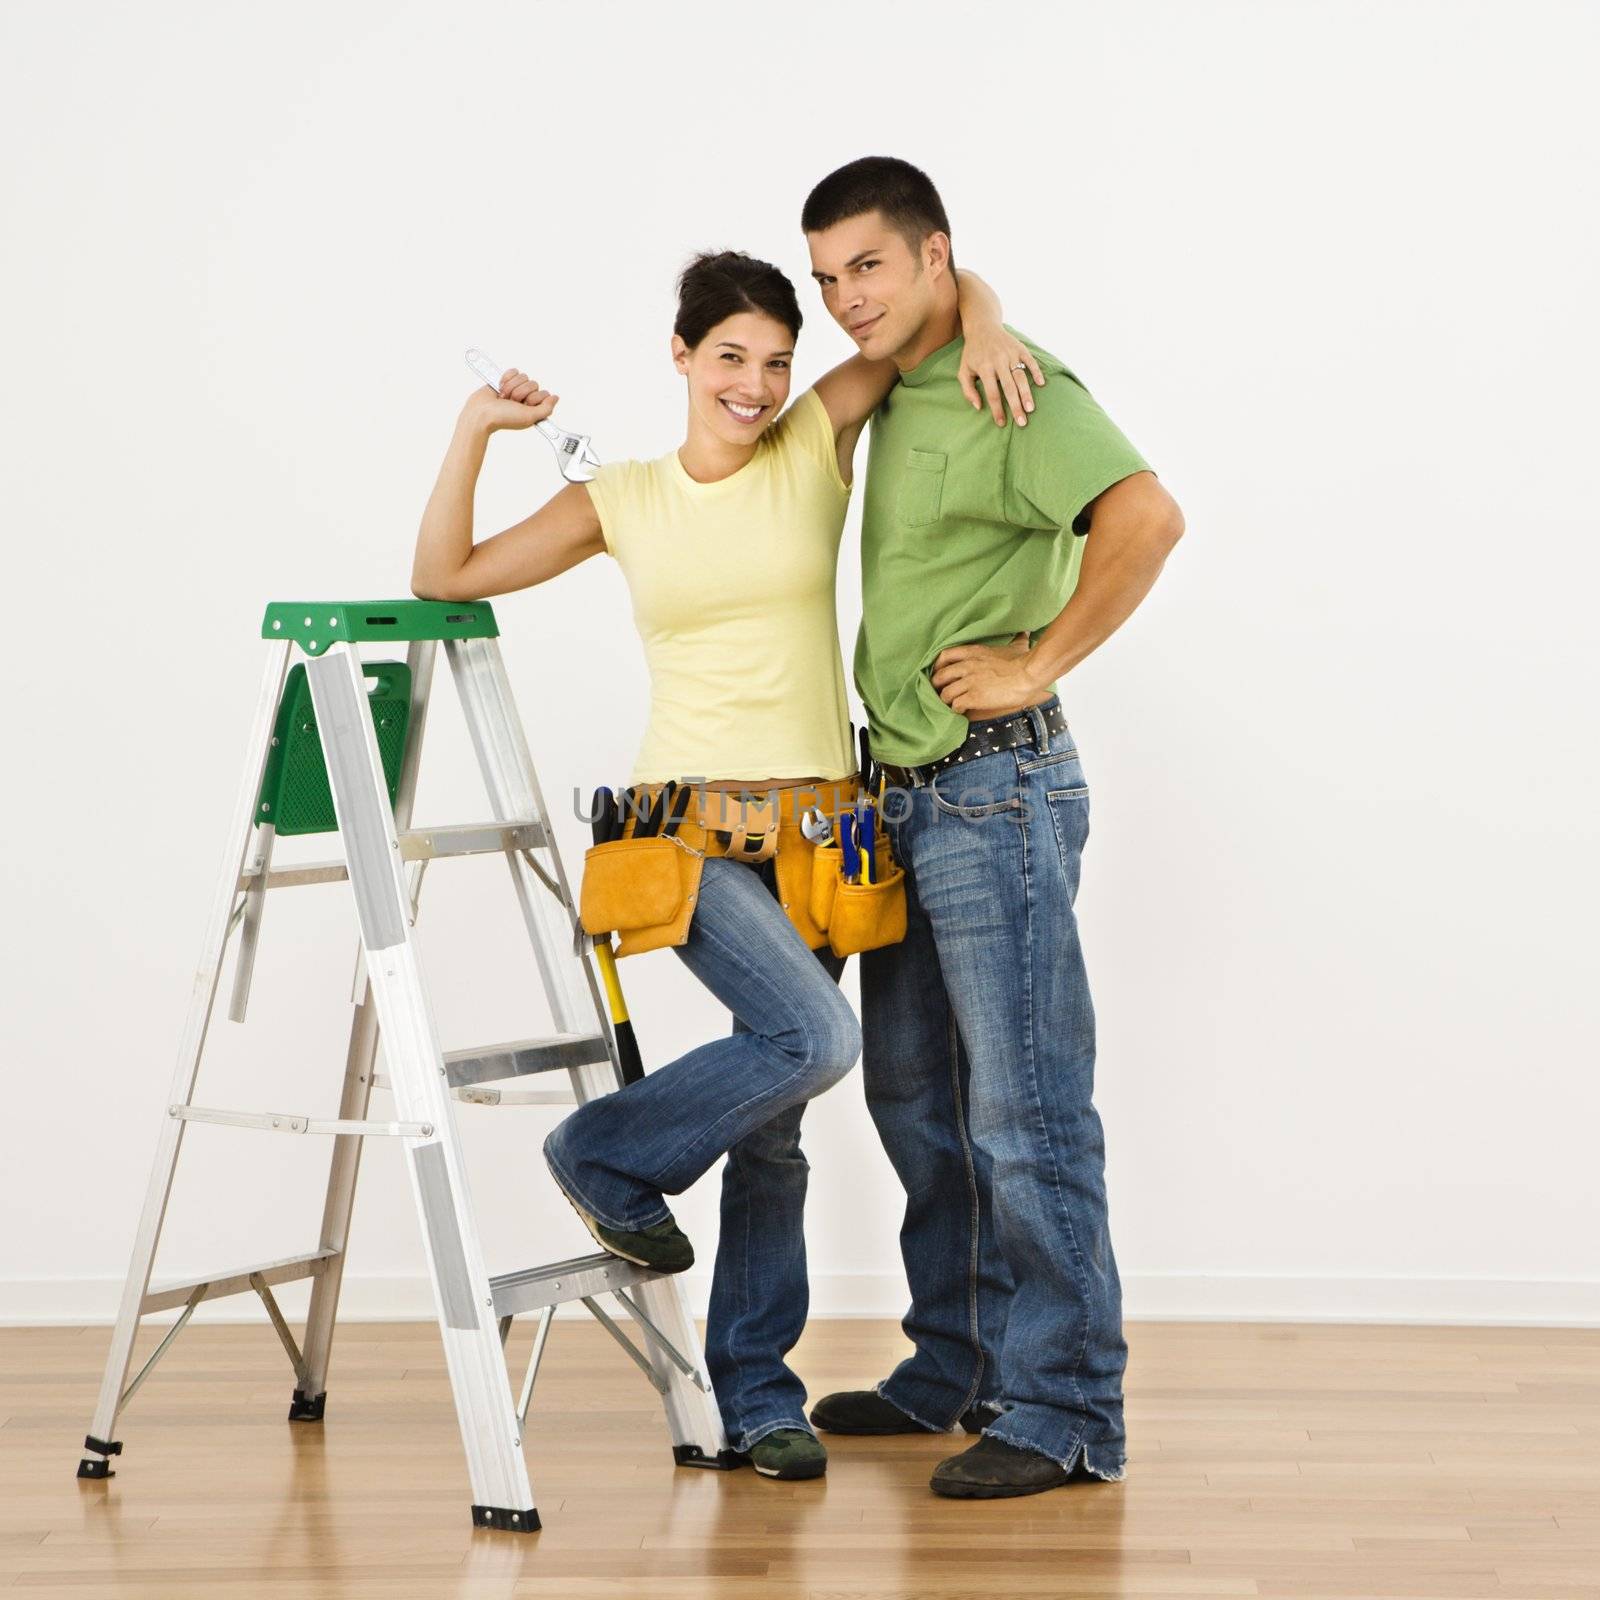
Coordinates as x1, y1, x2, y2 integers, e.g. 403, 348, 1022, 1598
897, 449, 947, 527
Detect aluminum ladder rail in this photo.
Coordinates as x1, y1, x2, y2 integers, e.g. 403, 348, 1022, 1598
76, 621, 733, 1532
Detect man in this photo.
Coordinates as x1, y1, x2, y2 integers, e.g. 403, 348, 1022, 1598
801, 156, 1184, 1499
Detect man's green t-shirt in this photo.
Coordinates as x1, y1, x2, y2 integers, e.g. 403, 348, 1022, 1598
856, 328, 1151, 766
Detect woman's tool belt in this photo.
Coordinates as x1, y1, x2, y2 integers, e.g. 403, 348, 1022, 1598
579, 777, 905, 959
807, 792, 907, 959
580, 783, 703, 957
698, 788, 781, 864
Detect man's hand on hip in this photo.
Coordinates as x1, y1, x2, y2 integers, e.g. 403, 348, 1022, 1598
930, 632, 1047, 720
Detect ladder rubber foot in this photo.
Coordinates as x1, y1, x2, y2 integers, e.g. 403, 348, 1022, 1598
287, 1388, 327, 1422
77, 1435, 123, 1479
674, 1443, 746, 1471
471, 1504, 540, 1533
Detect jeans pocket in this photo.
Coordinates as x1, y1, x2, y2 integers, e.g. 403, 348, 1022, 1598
929, 757, 1023, 819
1045, 781, 1091, 862
1016, 745, 1081, 775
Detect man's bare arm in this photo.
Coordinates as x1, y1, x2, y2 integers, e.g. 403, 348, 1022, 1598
930, 471, 1184, 716
1026, 471, 1184, 680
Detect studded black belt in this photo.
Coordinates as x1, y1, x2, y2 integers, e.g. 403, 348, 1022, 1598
875, 701, 1070, 789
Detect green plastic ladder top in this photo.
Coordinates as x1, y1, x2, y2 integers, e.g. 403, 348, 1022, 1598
260, 599, 499, 656
255, 661, 412, 835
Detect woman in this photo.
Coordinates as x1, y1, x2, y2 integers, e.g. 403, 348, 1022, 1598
411, 250, 1039, 1480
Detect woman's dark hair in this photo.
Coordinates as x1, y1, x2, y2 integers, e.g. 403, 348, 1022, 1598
674, 250, 802, 350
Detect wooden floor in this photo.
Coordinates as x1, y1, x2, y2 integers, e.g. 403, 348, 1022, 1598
2, 1316, 1597, 1598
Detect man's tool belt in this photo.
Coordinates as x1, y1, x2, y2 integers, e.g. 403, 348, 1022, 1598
579, 777, 905, 959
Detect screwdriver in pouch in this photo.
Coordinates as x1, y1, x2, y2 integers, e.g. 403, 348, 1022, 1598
840, 812, 860, 883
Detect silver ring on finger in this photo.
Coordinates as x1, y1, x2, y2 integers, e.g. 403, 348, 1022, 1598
1010, 363, 1028, 373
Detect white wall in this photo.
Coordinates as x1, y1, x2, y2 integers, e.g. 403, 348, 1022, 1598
3, 0, 1596, 1328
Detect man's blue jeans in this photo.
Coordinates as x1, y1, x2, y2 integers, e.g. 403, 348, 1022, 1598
861, 697, 1127, 1479
543, 853, 858, 1453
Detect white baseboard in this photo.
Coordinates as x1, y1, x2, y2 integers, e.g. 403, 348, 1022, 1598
3, 1271, 1597, 1327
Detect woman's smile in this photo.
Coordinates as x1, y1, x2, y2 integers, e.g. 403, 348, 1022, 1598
719, 398, 769, 424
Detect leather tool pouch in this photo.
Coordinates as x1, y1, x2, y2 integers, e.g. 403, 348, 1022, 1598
579, 786, 706, 957
697, 789, 780, 864
808, 805, 908, 959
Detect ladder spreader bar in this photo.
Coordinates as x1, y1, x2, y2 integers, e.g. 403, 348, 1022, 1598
250, 1273, 307, 1382
236, 861, 350, 891
233, 821, 547, 894
581, 1296, 668, 1395
612, 1287, 711, 1390
141, 1248, 338, 1315
515, 1308, 556, 1429
170, 1105, 434, 1138
120, 1287, 205, 1411
400, 821, 547, 859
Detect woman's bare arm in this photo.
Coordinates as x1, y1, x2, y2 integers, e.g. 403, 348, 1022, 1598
952, 270, 1046, 426
411, 370, 606, 602
811, 354, 899, 483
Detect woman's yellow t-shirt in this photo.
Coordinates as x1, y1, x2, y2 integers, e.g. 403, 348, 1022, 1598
583, 387, 854, 785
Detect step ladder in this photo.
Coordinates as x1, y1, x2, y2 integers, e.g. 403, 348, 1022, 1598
76, 599, 736, 1531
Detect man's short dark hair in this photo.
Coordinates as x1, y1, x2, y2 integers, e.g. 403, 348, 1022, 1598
801, 156, 952, 256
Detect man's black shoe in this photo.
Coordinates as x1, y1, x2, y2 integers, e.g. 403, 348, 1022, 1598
930, 1435, 1100, 1499
809, 1389, 991, 1436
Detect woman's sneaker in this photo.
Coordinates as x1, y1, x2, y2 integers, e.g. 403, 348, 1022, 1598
545, 1159, 694, 1273
748, 1429, 827, 1480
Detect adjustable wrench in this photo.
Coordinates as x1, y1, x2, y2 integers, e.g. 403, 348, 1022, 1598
464, 347, 601, 483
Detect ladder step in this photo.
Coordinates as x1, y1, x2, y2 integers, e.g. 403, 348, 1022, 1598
235, 819, 547, 892
443, 1034, 611, 1091
141, 1248, 338, 1315
490, 1253, 660, 1318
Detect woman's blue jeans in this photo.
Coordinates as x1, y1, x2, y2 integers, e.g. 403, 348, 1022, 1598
543, 852, 859, 1453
